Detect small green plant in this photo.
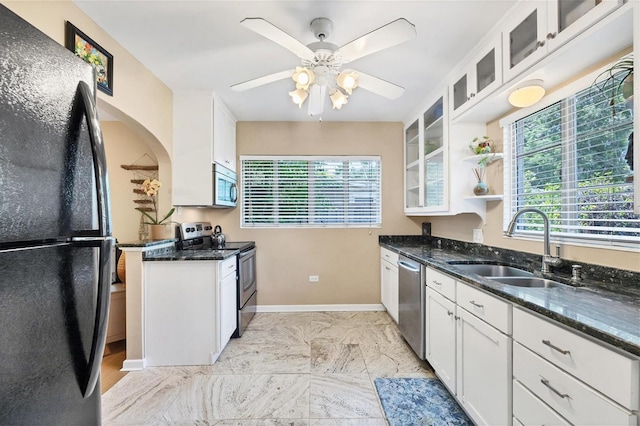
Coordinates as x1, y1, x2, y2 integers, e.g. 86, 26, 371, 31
469, 136, 497, 168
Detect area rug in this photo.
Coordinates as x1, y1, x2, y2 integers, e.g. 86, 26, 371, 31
374, 378, 473, 426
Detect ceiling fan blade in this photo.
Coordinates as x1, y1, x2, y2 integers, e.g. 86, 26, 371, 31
307, 84, 326, 116
241, 18, 315, 62
230, 69, 294, 91
355, 70, 405, 99
337, 18, 416, 64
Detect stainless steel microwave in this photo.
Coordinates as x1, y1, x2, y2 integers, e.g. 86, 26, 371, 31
212, 162, 238, 208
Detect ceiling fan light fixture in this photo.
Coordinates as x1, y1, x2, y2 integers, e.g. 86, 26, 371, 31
289, 88, 308, 108
336, 71, 359, 94
292, 66, 315, 90
330, 88, 348, 110
508, 79, 546, 108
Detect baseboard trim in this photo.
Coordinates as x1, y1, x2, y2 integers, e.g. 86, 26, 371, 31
121, 358, 145, 371
256, 304, 385, 313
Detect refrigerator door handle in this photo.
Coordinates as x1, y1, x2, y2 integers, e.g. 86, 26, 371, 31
82, 238, 114, 397
78, 81, 112, 237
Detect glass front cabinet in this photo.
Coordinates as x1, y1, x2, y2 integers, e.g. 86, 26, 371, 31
502, 0, 623, 82
404, 92, 491, 220
450, 35, 502, 118
404, 95, 447, 213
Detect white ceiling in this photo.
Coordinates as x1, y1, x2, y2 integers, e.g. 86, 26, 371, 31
75, 0, 517, 122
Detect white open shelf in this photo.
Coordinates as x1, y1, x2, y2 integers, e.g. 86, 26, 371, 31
464, 194, 504, 201
463, 152, 504, 164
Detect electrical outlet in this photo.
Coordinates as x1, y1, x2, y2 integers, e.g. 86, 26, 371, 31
473, 228, 483, 244
309, 275, 319, 283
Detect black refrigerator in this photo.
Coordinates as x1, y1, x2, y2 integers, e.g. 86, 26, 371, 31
0, 5, 113, 425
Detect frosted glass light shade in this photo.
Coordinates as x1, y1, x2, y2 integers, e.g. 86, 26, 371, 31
289, 88, 308, 107
508, 79, 545, 108
330, 88, 348, 109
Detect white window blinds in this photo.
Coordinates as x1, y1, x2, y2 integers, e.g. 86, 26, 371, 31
504, 71, 637, 246
241, 156, 382, 228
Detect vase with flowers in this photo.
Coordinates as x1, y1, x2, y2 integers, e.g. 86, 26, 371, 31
135, 178, 175, 240
469, 136, 496, 196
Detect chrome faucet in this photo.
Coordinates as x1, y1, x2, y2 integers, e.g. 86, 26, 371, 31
505, 208, 562, 274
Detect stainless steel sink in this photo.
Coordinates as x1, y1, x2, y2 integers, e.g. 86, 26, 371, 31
452, 264, 533, 277
489, 277, 562, 288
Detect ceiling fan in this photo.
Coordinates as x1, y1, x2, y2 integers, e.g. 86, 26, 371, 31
231, 17, 416, 116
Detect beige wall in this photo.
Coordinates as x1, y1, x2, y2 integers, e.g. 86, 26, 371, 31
191, 122, 422, 306
102, 121, 158, 242
3, 1, 174, 217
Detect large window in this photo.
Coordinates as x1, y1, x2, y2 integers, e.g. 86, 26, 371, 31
241, 156, 381, 228
504, 69, 637, 247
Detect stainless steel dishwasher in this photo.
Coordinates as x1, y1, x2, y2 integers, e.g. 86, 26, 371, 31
397, 254, 426, 359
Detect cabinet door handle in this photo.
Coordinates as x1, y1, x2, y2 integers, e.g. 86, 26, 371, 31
540, 378, 571, 399
536, 39, 546, 48
385, 266, 391, 271
547, 32, 557, 40
432, 280, 442, 286
447, 310, 453, 316
469, 300, 484, 308
542, 339, 571, 355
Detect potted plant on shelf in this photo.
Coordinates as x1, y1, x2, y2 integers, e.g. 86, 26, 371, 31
593, 54, 633, 114
593, 55, 634, 172
135, 178, 175, 240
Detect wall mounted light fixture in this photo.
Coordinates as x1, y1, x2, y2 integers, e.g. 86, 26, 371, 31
508, 79, 546, 108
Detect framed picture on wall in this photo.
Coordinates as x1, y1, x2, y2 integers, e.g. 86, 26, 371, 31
65, 22, 113, 96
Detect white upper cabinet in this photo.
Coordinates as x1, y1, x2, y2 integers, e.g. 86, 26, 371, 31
503, 0, 623, 83
450, 35, 502, 118
173, 91, 237, 206
404, 92, 491, 220
213, 101, 237, 171
404, 93, 447, 213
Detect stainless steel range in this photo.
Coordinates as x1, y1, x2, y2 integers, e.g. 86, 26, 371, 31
177, 222, 257, 337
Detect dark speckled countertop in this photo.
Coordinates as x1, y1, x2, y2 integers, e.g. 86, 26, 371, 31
380, 236, 640, 357
144, 248, 239, 261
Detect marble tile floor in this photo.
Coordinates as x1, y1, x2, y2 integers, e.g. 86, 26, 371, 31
102, 311, 435, 425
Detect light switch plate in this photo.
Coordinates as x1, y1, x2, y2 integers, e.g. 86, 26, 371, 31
473, 228, 483, 244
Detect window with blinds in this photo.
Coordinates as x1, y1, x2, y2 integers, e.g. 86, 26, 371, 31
504, 71, 637, 246
241, 156, 381, 228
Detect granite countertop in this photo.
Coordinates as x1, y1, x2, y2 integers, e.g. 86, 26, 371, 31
380, 239, 640, 357
117, 238, 178, 248
144, 247, 240, 261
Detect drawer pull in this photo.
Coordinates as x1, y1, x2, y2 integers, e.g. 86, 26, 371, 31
432, 280, 442, 286
469, 300, 484, 308
540, 378, 571, 399
542, 339, 571, 355
447, 310, 453, 316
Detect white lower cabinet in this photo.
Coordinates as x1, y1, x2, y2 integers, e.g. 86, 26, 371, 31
513, 379, 571, 426
418, 265, 640, 426
144, 258, 237, 367
380, 247, 399, 322
513, 307, 639, 426
456, 306, 511, 426
219, 257, 238, 350
514, 342, 637, 426
425, 287, 457, 394
424, 269, 512, 425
